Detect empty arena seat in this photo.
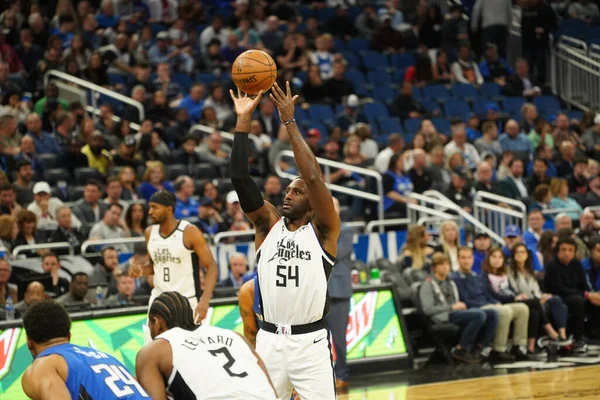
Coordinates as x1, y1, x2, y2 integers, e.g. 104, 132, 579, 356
361, 51, 389, 70
164, 164, 188, 181
451, 83, 478, 100
503, 97, 526, 114
364, 102, 390, 122
391, 53, 415, 69
404, 118, 422, 134
38, 153, 58, 169
367, 69, 392, 85
194, 163, 219, 180
44, 168, 70, 186
308, 104, 335, 121
431, 118, 451, 134
344, 68, 366, 86
422, 84, 451, 103
533, 96, 561, 113
378, 118, 403, 134
347, 38, 369, 52
479, 82, 502, 98
444, 100, 471, 120
74, 167, 104, 185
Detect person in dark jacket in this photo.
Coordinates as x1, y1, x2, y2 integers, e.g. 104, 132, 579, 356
581, 238, 600, 338
453, 247, 528, 362
544, 238, 600, 352
521, 0, 558, 84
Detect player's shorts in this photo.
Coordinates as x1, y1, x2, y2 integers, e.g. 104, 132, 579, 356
256, 325, 336, 400
144, 289, 199, 344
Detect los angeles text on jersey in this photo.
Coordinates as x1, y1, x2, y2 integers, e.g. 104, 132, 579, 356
152, 248, 182, 264
267, 238, 312, 264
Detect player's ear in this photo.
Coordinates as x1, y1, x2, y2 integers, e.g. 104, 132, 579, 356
67, 332, 72, 342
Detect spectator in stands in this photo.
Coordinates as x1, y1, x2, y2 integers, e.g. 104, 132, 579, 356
545, 237, 600, 351
0, 259, 17, 307
445, 166, 473, 213
268, 124, 292, 172
428, 145, 451, 192
499, 159, 529, 202
198, 131, 230, 168
257, 98, 280, 139
558, 226, 590, 261
13, 160, 33, 206
112, 136, 142, 170
152, 63, 182, 103
538, 231, 558, 266
221, 32, 246, 65
444, 124, 480, 171
505, 59, 542, 98
554, 113, 585, 151
527, 119, 554, 151
550, 178, 583, 220
523, 210, 546, 250
25, 113, 58, 155
39, 252, 70, 299
15, 281, 44, 317
355, 5, 378, 39
521, 0, 557, 84
202, 38, 229, 77
0, 214, 16, 251
12, 210, 44, 258
568, 0, 600, 21
80, 131, 112, 175
124, 203, 148, 238
475, 161, 502, 197
202, 181, 225, 214
404, 54, 433, 88
305, 128, 323, 157
354, 124, 378, 160
568, 157, 590, 197
179, 83, 205, 123
325, 60, 354, 105
420, 252, 497, 364
106, 275, 136, 306
499, 120, 532, 162
583, 113, 600, 162
371, 13, 403, 52
174, 176, 198, 220
401, 225, 434, 272
47, 206, 86, 255
432, 49, 453, 83
89, 203, 130, 253
441, 5, 468, 62
382, 153, 413, 219
520, 104, 539, 134
103, 177, 127, 213
471, 0, 512, 59
89, 246, 120, 294
576, 210, 600, 249
200, 15, 230, 51
475, 121, 502, 158
408, 149, 433, 194
478, 43, 512, 82
472, 233, 492, 274
57, 272, 91, 307
116, 166, 138, 201
262, 174, 284, 212
335, 95, 367, 134
374, 134, 403, 174
0, 184, 21, 216
196, 197, 226, 235
14, 29, 44, 76
73, 180, 109, 226
261, 15, 283, 51
203, 84, 232, 123
451, 45, 483, 86
0, 114, 20, 156
139, 161, 174, 201
83, 51, 109, 87
309, 34, 335, 80
14, 136, 42, 177
171, 135, 201, 167
453, 246, 528, 363
435, 220, 460, 271
219, 252, 248, 289
28, 181, 80, 230
273, 33, 306, 74
584, 175, 600, 208
391, 82, 426, 122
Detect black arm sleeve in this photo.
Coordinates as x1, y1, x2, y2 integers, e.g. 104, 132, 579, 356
230, 132, 265, 214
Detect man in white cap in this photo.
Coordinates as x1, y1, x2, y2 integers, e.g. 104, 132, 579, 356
583, 113, 600, 162
222, 190, 242, 228
27, 182, 82, 230
335, 94, 367, 134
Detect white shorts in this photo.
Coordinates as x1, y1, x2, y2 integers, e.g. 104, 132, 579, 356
256, 328, 336, 400
144, 289, 198, 344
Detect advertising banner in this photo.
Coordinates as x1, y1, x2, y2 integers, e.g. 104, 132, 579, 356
0, 289, 406, 399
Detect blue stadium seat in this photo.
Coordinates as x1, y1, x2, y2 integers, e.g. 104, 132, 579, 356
451, 83, 478, 100
361, 51, 389, 70
345, 69, 366, 86
404, 118, 422, 134
559, 19, 587, 39
364, 102, 390, 122
474, 100, 499, 118
412, 87, 424, 102
367, 69, 392, 85
422, 84, 451, 103
420, 100, 442, 115
107, 73, 129, 86
340, 50, 361, 67
296, 70, 308, 83
308, 104, 335, 121
295, 107, 308, 122
149, 23, 167, 37
304, 121, 329, 136
373, 86, 396, 105
348, 38, 369, 52
317, 7, 336, 23
589, 27, 600, 39
431, 118, 451, 134
354, 83, 371, 97
173, 73, 192, 92
195, 73, 217, 86
533, 96, 561, 113
568, 110, 584, 121
334, 38, 347, 51
391, 53, 415, 69
503, 97, 526, 114
479, 82, 502, 98
444, 100, 471, 120
299, 6, 314, 20
379, 117, 403, 134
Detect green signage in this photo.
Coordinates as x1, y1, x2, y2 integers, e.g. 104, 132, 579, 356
0, 289, 406, 399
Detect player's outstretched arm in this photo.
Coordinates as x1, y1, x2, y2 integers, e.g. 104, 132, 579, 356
229, 88, 280, 248
184, 225, 217, 322
22, 355, 71, 400
269, 82, 341, 255
238, 279, 258, 348
136, 340, 171, 400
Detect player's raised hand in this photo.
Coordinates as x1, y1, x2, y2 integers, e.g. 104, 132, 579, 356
269, 81, 298, 122
230, 88, 263, 116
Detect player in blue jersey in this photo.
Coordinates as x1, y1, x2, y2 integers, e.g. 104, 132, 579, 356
21, 300, 149, 400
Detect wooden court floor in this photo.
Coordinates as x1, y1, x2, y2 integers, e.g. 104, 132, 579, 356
338, 365, 600, 400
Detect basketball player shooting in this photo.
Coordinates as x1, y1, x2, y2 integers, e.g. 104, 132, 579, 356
229, 82, 341, 400
129, 191, 218, 324
135, 292, 277, 400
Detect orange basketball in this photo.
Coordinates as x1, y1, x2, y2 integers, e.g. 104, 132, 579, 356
231, 50, 277, 95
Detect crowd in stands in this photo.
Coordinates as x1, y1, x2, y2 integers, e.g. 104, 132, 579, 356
0, 0, 600, 362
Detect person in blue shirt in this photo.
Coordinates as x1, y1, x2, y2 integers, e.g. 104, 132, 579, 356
382, 153, 414, 218
502, 225, 544, 273
498, 120, 532, 162
21, 300, 149, 400
583, 239, 600, 292
472, 232, 492, 274
174, 176, 199, 219
178, 83, 205, 123
522, 210, 545, 250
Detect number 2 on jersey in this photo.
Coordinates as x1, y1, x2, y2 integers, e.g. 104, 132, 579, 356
276, 265, 299, 287
91, 364, 148, 397
209, 347, 248, 378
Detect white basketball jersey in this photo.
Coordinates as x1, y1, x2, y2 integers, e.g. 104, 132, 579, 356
157, 325, 276, 400
147, 220, 199, 299
256, 218, 335, 325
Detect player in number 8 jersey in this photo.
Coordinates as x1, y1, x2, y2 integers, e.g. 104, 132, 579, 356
21, 300, 149, 400
229, 83, 341, 400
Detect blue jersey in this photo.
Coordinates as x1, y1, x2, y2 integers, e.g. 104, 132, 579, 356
36, 343, 149, 400
252, 275, 263, 329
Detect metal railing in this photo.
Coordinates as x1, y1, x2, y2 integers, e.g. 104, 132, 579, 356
473, 191, 527, 236
213, 230, 256, 245
12, 242, 73, 257
274, 150, 385, 232
45, 69, 145, 127
81, 237, 146, 255
542, 208, 583, 219
365, 218, 410, 234
551, 39, 600, 111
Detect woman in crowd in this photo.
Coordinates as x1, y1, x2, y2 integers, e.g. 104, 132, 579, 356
400, 225, 434, 272
199, 106, 221, 129
302, 64, 329, 104
402, 132, 425, 172
528, 119, 554, 150
203, 83, 232, 122
343, 136, 369, 167
139, 161, 174, 201
118, 166, 140, 201
62, 34, 91, 71
83, 51, 109, 87
125, 203, 148, 238
549, 178, 583, 220
12, 210, 45, 258
433, 49, 453, 83
434, 220, 460, 271
404, 54, 434, 87
382, 153, 414, 219
538, 231, 558, 266
0, 215, 18, 253
202, 181, 225, 214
